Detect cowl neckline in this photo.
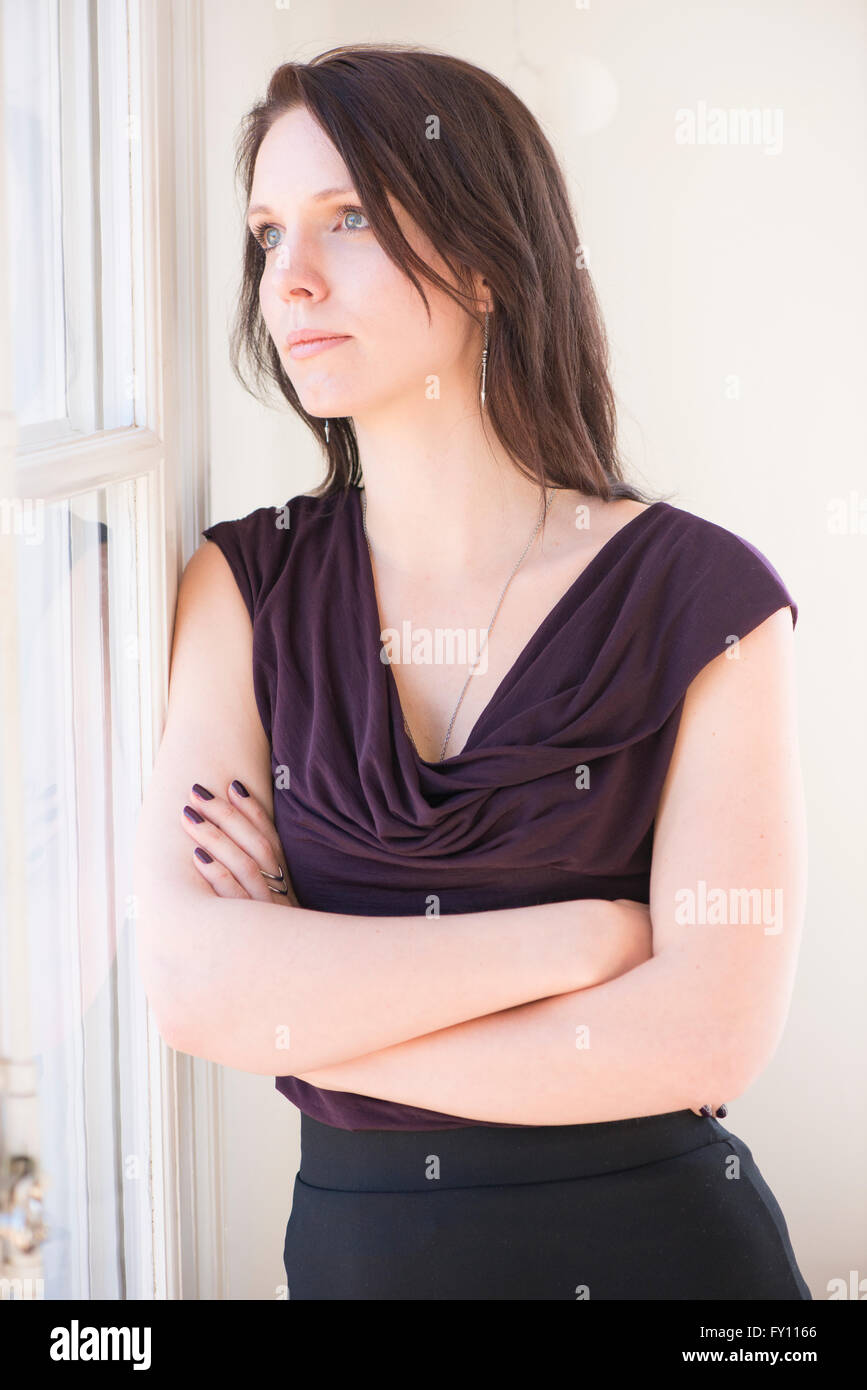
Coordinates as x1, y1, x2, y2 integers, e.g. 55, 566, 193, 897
350, 485, 669, 773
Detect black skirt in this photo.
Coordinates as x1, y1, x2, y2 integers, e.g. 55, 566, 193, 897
282, 1107, 811, 1300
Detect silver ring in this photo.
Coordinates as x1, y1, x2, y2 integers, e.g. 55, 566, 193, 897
261, 864, 289, 895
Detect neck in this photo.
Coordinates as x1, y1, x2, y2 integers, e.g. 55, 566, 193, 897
352, 398, 552, 581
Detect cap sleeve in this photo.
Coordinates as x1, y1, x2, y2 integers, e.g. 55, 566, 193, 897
201, 506, 287, 624
658, 518, 798, 712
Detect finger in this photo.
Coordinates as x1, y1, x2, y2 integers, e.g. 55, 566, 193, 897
225, 780, 299, 904
190, 836, 294, 904
190, 845, 251, 899
180, 804, 281, 902
187, 780, 297, 903
189, 780, 289, 882
225, 778, 288, 857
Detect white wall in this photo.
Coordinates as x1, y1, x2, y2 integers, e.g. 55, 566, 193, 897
201, 0, 867, 1300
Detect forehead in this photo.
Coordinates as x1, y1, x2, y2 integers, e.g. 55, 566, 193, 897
250, 107, 350, 202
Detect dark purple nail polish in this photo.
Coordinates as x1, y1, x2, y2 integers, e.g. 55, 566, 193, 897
231, 780, 249, 797
715, 1104, 728, 1118
183, 805, 204, 824
194, 847, 213, 863
699, 1104, 713, 1118
192, 783, 214, 800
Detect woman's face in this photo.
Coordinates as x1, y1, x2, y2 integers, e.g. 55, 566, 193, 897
248, 105, 483, 421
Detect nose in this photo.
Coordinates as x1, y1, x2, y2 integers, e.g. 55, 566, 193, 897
267, 237, 328, 306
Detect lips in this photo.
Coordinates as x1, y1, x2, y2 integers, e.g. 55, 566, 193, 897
286, 333, 351, 360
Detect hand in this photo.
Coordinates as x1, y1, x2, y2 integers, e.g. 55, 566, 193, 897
609, 898, 654, 974
559, 897, 653, 993
180, 779, 299, 905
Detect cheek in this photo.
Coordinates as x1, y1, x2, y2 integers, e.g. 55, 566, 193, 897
258, 274, 278, 326
364, 272, 437, 351
355, 243, 423, 317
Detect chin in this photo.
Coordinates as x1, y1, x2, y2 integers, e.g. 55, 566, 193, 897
299, 399, 352, 419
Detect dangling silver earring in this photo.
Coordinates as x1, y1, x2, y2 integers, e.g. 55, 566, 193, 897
480, 307, 489, 408
324, 419, 330, 444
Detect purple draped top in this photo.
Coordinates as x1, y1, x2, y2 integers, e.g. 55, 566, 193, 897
201, 486, 797, 1131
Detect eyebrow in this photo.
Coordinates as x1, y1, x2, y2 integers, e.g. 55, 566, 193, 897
246, 188, 357, 220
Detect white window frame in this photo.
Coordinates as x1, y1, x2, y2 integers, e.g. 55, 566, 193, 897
1, 0, 224, 1300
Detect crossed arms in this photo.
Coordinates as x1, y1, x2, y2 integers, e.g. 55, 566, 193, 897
133, 542, 805, 1125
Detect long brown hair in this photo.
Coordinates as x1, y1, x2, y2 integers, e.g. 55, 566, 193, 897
230, 42, 659, 507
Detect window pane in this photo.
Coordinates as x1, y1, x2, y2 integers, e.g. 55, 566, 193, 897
2, 0, 66, 428
17, 476, 155, 1298
3, 0, 136, 442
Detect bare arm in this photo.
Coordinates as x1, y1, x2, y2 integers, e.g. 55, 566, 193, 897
294, 608, 807, 1123
134, 541, 646, 1074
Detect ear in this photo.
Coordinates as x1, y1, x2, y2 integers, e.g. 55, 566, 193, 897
468, 272, 493, 316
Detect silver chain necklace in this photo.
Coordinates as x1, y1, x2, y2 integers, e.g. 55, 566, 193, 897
361, 484, 556, 762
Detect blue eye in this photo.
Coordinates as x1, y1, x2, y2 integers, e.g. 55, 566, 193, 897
250, 222, 282, 252
250, 204, 369, 253
335, 204, 369, 233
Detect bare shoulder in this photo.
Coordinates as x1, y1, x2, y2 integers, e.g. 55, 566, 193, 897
657, 604, 800, 838
165, 539, 257, 706
179, 534, 250, 621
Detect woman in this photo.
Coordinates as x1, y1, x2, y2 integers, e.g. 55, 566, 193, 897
134, 44, 810, 1299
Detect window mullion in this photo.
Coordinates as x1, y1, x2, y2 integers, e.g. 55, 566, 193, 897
13, 425, 164, 504
96, 0, 134, 430
58, 0, 101, 434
